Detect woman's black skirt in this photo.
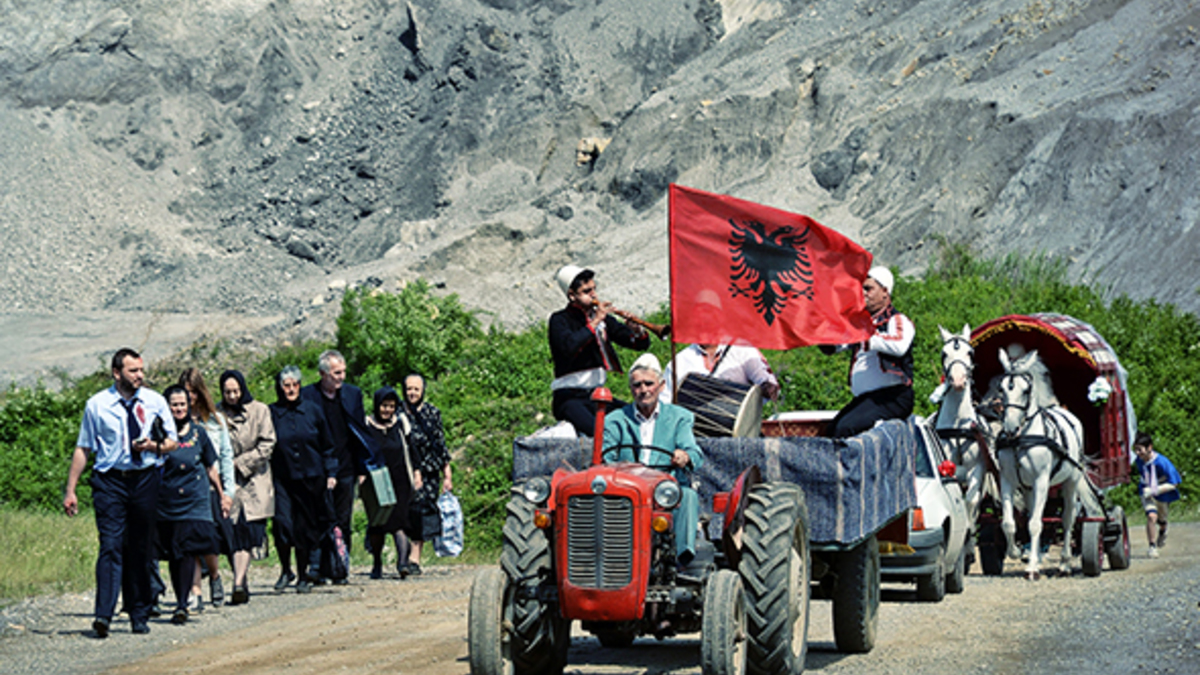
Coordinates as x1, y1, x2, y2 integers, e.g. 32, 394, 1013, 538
274, 474, 329, 551
232, 517, 267, 552
209, 488, 234, 556
157, 519, 221, 560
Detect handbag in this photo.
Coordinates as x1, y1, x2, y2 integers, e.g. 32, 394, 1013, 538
319, 525, 350, 580
360, 463, 397, 527
434, 491, 464, 558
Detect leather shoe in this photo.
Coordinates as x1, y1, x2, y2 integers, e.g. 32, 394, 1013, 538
92, 617, 110, 639
369, 564, 383, 580
171, 608, 189, 625
274, 571, 296, 592
332, 577, 349, 586
296, 579, 313, 594
230, 585, 250, 605
210, 576, 225, 607
132, 621, 151, 635
407, 563, 422, 577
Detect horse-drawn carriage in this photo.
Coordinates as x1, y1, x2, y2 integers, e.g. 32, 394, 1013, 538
937, 313, 1134, 579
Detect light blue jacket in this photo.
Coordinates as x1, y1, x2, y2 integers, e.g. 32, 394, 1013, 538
602, 402, 704, 559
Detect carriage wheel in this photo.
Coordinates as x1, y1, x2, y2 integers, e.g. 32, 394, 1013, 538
1105, 506, 1131, 571
1080, 521, 1104, 577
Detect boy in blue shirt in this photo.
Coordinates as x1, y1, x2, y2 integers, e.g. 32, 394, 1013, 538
1133, 432, 1182, 558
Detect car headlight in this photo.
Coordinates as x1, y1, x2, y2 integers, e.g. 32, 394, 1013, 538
522, 477, 551, 505
653, 480, 682, 509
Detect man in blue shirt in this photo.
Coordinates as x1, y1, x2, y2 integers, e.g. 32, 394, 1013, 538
64, 348, 178, 637
1133, 432, 1182, 559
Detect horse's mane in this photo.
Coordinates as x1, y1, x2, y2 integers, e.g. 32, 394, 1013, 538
1007, 352, 1060, 409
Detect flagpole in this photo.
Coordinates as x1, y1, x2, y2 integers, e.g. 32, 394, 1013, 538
670, 337, 678, 404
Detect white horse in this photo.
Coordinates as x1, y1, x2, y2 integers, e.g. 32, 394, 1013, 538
995, 349, 1102, 579
933, 325, 994, 526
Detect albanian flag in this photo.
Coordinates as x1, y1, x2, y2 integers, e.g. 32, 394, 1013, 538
669, 184, 874, 349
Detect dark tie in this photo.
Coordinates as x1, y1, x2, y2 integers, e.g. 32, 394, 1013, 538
121, 398, 142, 465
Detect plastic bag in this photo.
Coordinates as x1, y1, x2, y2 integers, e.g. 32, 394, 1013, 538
320, 525, 350, 580
434, 492, 464, 558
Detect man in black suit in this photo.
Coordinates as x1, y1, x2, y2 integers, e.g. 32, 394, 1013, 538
300, 349, 377, 583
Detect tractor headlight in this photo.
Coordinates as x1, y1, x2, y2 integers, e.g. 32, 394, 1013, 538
653, 480, 682, 509
522, 477, 551, 505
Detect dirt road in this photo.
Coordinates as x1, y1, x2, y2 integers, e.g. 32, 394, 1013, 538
88, 524, 1197, 675
3, 524, 1196, 675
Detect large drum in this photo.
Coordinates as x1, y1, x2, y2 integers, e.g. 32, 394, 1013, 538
674, 373, 763, 438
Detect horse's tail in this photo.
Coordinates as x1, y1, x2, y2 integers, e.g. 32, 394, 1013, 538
1076, 473, 1105, 519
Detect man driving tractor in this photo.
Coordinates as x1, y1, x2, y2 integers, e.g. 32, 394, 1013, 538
601, 353, 704, 565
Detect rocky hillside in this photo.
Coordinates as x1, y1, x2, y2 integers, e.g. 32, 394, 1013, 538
1, 0, 1197, 382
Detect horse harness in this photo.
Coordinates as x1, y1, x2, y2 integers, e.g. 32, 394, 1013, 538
994, 406, 1087, 488
936, 423, 998, 478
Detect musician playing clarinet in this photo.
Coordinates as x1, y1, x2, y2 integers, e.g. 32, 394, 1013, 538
548, 264, 651, 436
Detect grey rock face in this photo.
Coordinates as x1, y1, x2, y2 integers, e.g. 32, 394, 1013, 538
1, 0, 1197, 383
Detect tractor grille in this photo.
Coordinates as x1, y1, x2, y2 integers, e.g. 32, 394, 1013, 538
566, 494, 634, 589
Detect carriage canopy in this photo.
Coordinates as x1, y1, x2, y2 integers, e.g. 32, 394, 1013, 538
970, 313, 1135, 488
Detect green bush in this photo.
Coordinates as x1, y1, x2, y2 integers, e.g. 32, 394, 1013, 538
336, 280, 485, 394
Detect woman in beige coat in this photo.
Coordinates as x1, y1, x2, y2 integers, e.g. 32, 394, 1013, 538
218, 369, 275, 605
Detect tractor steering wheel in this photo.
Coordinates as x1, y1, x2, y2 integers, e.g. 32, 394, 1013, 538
605, 443, 684, 471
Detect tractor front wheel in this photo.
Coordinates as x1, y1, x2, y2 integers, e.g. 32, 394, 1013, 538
701, 569, 748, 675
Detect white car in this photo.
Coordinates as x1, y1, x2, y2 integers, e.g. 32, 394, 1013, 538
880, 416, 971, 601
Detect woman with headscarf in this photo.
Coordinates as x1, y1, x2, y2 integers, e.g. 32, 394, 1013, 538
364, 386, 419, 579
217, 369, 276, 605
269, 366, 337, 594
158, 385, 226, 624
178, 368, 235, 608
401, 374, 452, 576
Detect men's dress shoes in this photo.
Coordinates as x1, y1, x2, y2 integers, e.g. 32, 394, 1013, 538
92, 617, 110, 639
132, 621, 151, 635
274, 571, 296, 592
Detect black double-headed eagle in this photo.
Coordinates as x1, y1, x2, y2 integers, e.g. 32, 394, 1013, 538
727, 219, 813, 325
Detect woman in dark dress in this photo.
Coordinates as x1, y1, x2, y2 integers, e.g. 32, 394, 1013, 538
159, 385, 226, 624
365, 387, 419, 579
269, 366, 337, 594
401, 374, 452, 576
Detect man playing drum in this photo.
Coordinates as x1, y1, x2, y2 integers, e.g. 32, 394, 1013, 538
548, 264, 651, 436
659, 344, 780, 406
823, 266, 915, 438
602, 354, 704, 565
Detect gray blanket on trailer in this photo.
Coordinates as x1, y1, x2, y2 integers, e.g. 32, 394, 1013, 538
512, 417, 918, 548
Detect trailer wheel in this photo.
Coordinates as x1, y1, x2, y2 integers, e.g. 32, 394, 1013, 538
739, 483, 810, 675
1081, 520, 1103, 577
702, 570, 748, 675
1105, 506, 1131, 571
468, 567, 513, 675
832, 534, 879, 653
916, 542, 946, 602
946, 541, 967, 594
977, 523, 1004, 576
499, 492, 569, 674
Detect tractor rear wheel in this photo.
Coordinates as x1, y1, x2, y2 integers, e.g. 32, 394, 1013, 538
701, 570, 748, 675
468, 567, 513, 675
738, 483, 810, 675
499, 491, 569, 674
832, 534, 880, 653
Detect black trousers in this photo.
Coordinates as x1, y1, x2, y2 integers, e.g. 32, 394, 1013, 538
552, 388, 627, 437
91, 468, 161, 623
827, 385, 914, 438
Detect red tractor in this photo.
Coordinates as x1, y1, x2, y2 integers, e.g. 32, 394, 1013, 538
469, 389, 810, 675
